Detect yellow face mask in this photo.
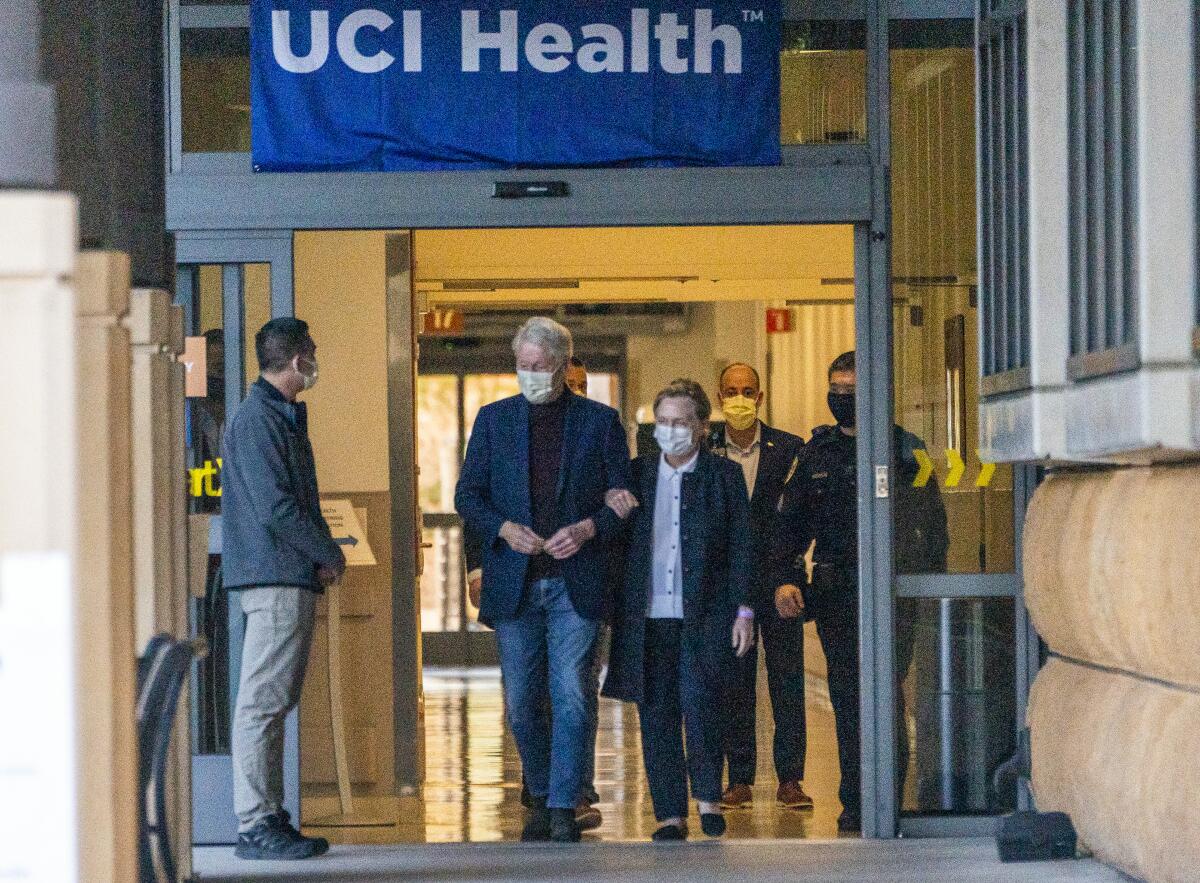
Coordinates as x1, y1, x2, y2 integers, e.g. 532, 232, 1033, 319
721, 395, 759, 431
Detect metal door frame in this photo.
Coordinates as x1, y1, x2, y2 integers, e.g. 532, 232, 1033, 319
175, 230, 297, 845
165, 0, 1033, 841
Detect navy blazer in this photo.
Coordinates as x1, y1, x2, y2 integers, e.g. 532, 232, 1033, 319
454, 391, 632, 626
602, 450, 752, 704
708, 421, 804, 614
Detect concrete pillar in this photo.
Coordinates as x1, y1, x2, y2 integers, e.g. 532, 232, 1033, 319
0, 0, 56, 187
125, 287, 191, 880
74, 251, 138, 882
0, 192, 85, 878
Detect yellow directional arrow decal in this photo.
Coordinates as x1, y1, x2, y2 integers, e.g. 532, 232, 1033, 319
975, 452, 997, 487
945, 448, 965, 487
912, 449, 934, 487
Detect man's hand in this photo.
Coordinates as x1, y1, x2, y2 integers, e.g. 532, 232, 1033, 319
775, 584, 805, 619
467, 570, 482, 609
499, 521, 544, 555
605, 488, 640, 519
317, 565, 342, 587
731, 614, 755, 657
545, 518, 597, 560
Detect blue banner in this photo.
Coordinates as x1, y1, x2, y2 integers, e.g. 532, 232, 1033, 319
250, 1, 780, 172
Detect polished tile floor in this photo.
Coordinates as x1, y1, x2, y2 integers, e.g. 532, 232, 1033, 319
201, 665, 1130, 882
194, 837, 1132, 883
301, 661, 845, 844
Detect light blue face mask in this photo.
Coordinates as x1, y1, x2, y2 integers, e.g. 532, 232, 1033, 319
517, 368, 558, 404
654, 423, 694, 456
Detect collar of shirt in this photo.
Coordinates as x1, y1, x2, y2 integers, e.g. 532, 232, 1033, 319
724, 423, 762, 456
658, 449, 700, 478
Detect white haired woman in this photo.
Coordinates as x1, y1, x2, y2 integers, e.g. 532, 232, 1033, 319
602, 378, 755, 841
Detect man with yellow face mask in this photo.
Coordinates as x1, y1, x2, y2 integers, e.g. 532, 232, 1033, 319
711, 363, 812, 812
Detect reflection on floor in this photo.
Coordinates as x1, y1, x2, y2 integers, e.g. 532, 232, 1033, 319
302, 662, 844, 845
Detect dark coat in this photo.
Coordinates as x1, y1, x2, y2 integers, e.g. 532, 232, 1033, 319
708, 421, 803, 614
454, 391, 632, 627
602, 450, 753, 704
220, 378, 344, 592
768, 424, 949, 590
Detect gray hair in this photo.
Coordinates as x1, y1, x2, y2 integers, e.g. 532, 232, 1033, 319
653, 378, 712, 423
512, 316, 573, 369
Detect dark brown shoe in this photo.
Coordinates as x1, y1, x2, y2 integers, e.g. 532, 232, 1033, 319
721, 784, 753, 808
575, 800, 602, 832
777, 780, 814, 809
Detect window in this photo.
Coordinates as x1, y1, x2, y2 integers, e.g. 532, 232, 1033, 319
1065, 0, 1139, 379
977, 1, 1031, 391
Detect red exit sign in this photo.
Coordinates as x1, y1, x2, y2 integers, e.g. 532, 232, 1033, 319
766, 308, 793, 334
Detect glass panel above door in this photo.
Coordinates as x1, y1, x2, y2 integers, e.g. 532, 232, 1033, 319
181, 27, 250, 153
780, 19, 867, 145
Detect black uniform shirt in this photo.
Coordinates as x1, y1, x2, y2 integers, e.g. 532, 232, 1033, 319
769, 424, 949, 589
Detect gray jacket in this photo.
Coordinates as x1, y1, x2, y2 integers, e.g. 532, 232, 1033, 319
220, 377, 344, 591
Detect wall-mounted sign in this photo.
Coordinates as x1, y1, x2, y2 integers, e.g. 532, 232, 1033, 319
765, 307, 792, 333
423, 309, 465, 334
251, 1, 781, 172
320, 499, 378, 566
181, 336, 207, 398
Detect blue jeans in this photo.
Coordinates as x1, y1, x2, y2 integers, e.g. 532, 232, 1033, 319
496, 578, 600, 810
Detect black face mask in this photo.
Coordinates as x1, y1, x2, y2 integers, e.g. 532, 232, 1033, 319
828, 391, 856, 428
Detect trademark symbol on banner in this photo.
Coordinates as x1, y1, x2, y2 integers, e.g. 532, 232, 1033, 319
742, 9, 764, 22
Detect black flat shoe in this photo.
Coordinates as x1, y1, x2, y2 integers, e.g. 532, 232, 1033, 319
700, 813, 726, 837
651, 823, 688, 842
521, 800, 551, 842
549, 807, 581, 843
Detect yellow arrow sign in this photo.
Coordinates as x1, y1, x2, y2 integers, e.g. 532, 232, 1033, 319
912, 449, 934, 487
946, 449, 965, 487
975, 452, 997, 487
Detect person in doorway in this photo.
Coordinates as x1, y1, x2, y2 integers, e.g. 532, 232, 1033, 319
464, 354, 606, 832
710, 363, 811, 811
769, 351, 948, 833
222, 317, 345, 860
603, 379, 755, 841
564, 355, 589, 397
455, 317, 635, 843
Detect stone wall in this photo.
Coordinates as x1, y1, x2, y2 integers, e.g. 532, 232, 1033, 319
1024, 467, 1200, 883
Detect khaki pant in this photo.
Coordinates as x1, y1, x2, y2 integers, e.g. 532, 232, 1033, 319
231, 586, 316, 832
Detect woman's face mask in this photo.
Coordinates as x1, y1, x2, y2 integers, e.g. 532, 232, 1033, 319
654, 423, 695, 457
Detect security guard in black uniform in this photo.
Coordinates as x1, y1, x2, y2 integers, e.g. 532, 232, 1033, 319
769, 351, 948, 833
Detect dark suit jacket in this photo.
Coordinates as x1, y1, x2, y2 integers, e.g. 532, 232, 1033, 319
602, 450, 752, 704
708, 421, 804, 615
454, 391, 632, 627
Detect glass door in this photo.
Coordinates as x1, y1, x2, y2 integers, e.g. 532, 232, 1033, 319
885, 18, 1028, 837
175, 232, 294, 844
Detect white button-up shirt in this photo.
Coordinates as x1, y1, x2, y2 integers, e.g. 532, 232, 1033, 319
724, 423, 762, 500
647, 450, 699, 619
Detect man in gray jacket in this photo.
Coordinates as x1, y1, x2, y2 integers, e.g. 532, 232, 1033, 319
222, 317, 345, 860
